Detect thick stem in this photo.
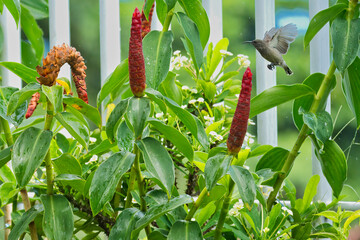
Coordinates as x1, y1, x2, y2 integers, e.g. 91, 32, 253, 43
214, 179, 235, 240
44, 100, 54, 195
20, 189, 38, 240
125, 167, 136, 208
113, 179, 122, 217
347, 0, 358, 20
185, 187, 208, 221
266, 61, 336, 211
162, 9, 174, 32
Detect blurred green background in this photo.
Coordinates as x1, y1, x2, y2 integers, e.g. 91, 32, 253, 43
33, 0, 360, 200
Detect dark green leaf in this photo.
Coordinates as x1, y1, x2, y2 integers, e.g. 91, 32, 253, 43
41, 194, 74, 240
155, 0, 167, 24
3, 0, 20, 26
256, 147, 289, 172
204, 153, 232, 191
304, 3, 347, 48
109, 208, 144, 240
0, 87, 26, 126
84, 139, 116, 159
55, 133, 69, 153
42, 85, 63, 113
127, 97, 151, 138
168, 220, 203, 240
146, 88, 167, 113
159, 71, 182, 105
136, 137, 175, 194
21, 40, 39, 68
7, 82, 41, 115
12, 127, 52, 187
106, 98, 129, 143
230, 166, 256, 208
54, 174, 85, 193
21, 0, 48, 19
90, 152, 135, 215
52, 153, 82, 176
0, 147, 11, 169
0, 61, 39, 83
250, 84, 315, 118
331, 17, 360, 72
303, 111, 333, 144
143, 30, 174, 89
116, 121, 135, 152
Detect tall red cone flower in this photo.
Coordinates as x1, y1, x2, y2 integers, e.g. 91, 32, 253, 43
129, 7, 146, 98
227, 67, 253, 155
141, 3, 155, 39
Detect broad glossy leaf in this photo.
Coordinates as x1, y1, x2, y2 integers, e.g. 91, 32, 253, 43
331, 17, 360, 73
97, 59, 129, 107
165, 98, 209, 150
90, 152, 135, 215
0, 182, 18, 205
301, 174, 320, 213
116, 121, 135, 152
109, 208, 144, 240
54, 174, 85, 193
0, 86, 26, 126
293, 73, 336, 130
144, 0, 155, 19
55, 112, 89, 149
143, 30, 174, 89
3, 0, 20, 26
83, 139, 116, 160
42, 85, 63, 113
248, 145, 273, 158
256, 147, 289, 172
176, 12, 203, 72
194, 202, 216, 226
0, 147, 11, 169
21, 0, 48, 19
106, 98, 129, 143
159, 71, 182, 105
7, 82, 41, 115
0, 61, 39, 83
200, 184, 226, 208
148, 118, 193, 161
204, 153, 232, 191
12, 127, 52, 187
145, 88, 167, 114
8, 205, 43, 240
303, 111, 333, 144
343, 57, 360, 128
230, 166, 256, 208
314, 140, 347, 198
133, 195, 192, 235
0, 164, 16, 183
168, 220, 203, 240
156, 0, 167, 24
178, 0, 210, 48
136, 137, 175, 194
304, 3, 347, 48
63, 95, 102, 128
250, 84, 315, 118
12, 117, 44, 135
208, 38, 229, 78
52, 153, 82, 176
127, 97, 151, 138
41, 194, 74, 240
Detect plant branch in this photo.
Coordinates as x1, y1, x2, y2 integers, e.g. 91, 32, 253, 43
185, 187, 208, 221
44, 100, 55, 195
20, 189, 38, 240
162, 9, 174, 32
266, 61, 337, 211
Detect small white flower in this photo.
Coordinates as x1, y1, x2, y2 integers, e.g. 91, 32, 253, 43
191, 218, 196, 221
229, 208, 238, 217
220, 49, 233, 56
190, 89, 198, 94
233, 201, 243, 210
189, 99, 197, 104
263, 227, 270, 233
182, 85, 190, 90
89, 155, 98, 163
204, 116, 214, 121
248, 119, 255, 125
181, 105, 187, 109
173, 50, 181, 55
197, 97, 204, 103
215, 134, 223, 141
243, 165, 250, 170
209, 131, 217, 136
90, 137, 97, 143
237, 54, 248, 59
235, 94, 240, 98
156, 112, 164, 118
242, 59, 251, 68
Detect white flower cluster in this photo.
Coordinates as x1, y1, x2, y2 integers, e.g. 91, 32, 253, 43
170, 50, 190, 71
237, 54, 251, 68
188, 97, 204, 105
228, 201, 244, 217
182, 85, 198, 94
204, 115, 215, 126
209, 131, 223, 141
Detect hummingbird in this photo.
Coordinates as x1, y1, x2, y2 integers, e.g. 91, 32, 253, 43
245, 23, 298, 75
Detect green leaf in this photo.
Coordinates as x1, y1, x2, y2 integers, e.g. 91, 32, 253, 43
136, 137, 175, 194
303, 111, 333, 144
8, 205, 43, 240
143, 30, 174, 90
116, 121, 134, 152
42, 85, 63, 113
145, 88, 167, 114
52, 153, 82, 176
21, 40, 39, 68
0, 164, 16, 183
21, 0, 48, 19
55, 112, 89, 150
314, 140, 347, 198
7, 82, 41, 115
12, 127, 52, 187
159, 71, 182, 105
133, 195, 192, 236
208, 38, 229, 78
127, 97, 151, 138
106, 98, 129, 143
331, 17, 360, 73
250, 84, 315, 118
109, 208, 144, 240
148, 118, 194, 161
0, 147, 11, 169
90, 152, 135, 215
0, 182, 18, 205
54, 174, 85, 193
20, 4, 44, 62
176, 12, 203, 73
301, 174, 320, 213
63, 95, 102, 128
83, 139, 116, 159
256, 147, 290, 172
344, 210, 360, 230
343, 57, 360, 128
204, 153, 232, 191
144, 0, 155, 19
3, 0, 20, 26
293, 73, 336, 130
304, 3, 347, 48
41, 194, 74, 240
168, 220, 203, 240
178, 0, 210, 48
155, 0, 167, 24
198, 79, 216, 101
0, 61, 39, 83
165, 98, 209, 150
97, 59, 129, 107
0, 87, 26, 126
230, 166, 256, 208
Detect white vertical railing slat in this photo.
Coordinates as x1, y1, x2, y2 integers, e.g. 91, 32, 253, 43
203, 0, 223, 45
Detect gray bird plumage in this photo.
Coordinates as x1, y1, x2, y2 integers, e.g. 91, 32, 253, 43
248, 23, 298, 75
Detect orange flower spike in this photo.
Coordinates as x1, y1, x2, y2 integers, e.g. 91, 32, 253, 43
25, 92, 40, 119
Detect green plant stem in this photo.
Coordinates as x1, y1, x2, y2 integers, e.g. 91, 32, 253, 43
347, 0, 358, 20
185, 187, 208, 221
266, 61, 337, 211
214, 179, 235, 240
125, 167, 136, 208
162, 9, 174, 32
113, 179, 122, 217
44, 100, 54, 195
20, 189, 38, 240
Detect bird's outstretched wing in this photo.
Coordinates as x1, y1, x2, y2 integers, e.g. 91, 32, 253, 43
263, 23, 298, 54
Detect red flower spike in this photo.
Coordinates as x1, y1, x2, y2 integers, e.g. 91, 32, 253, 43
25, 92, 40, 119
141, 2, 155, 39
129, 7, 146, 97
227, 67, 253, 155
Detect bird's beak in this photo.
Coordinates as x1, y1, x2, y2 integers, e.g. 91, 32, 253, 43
243, 41, 253, 45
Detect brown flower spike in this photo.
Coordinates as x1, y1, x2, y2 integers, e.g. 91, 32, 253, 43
141, 3, 155, 39
25, 44, 88, 118
227, 67, 253, 155
129, 7, 146, 97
